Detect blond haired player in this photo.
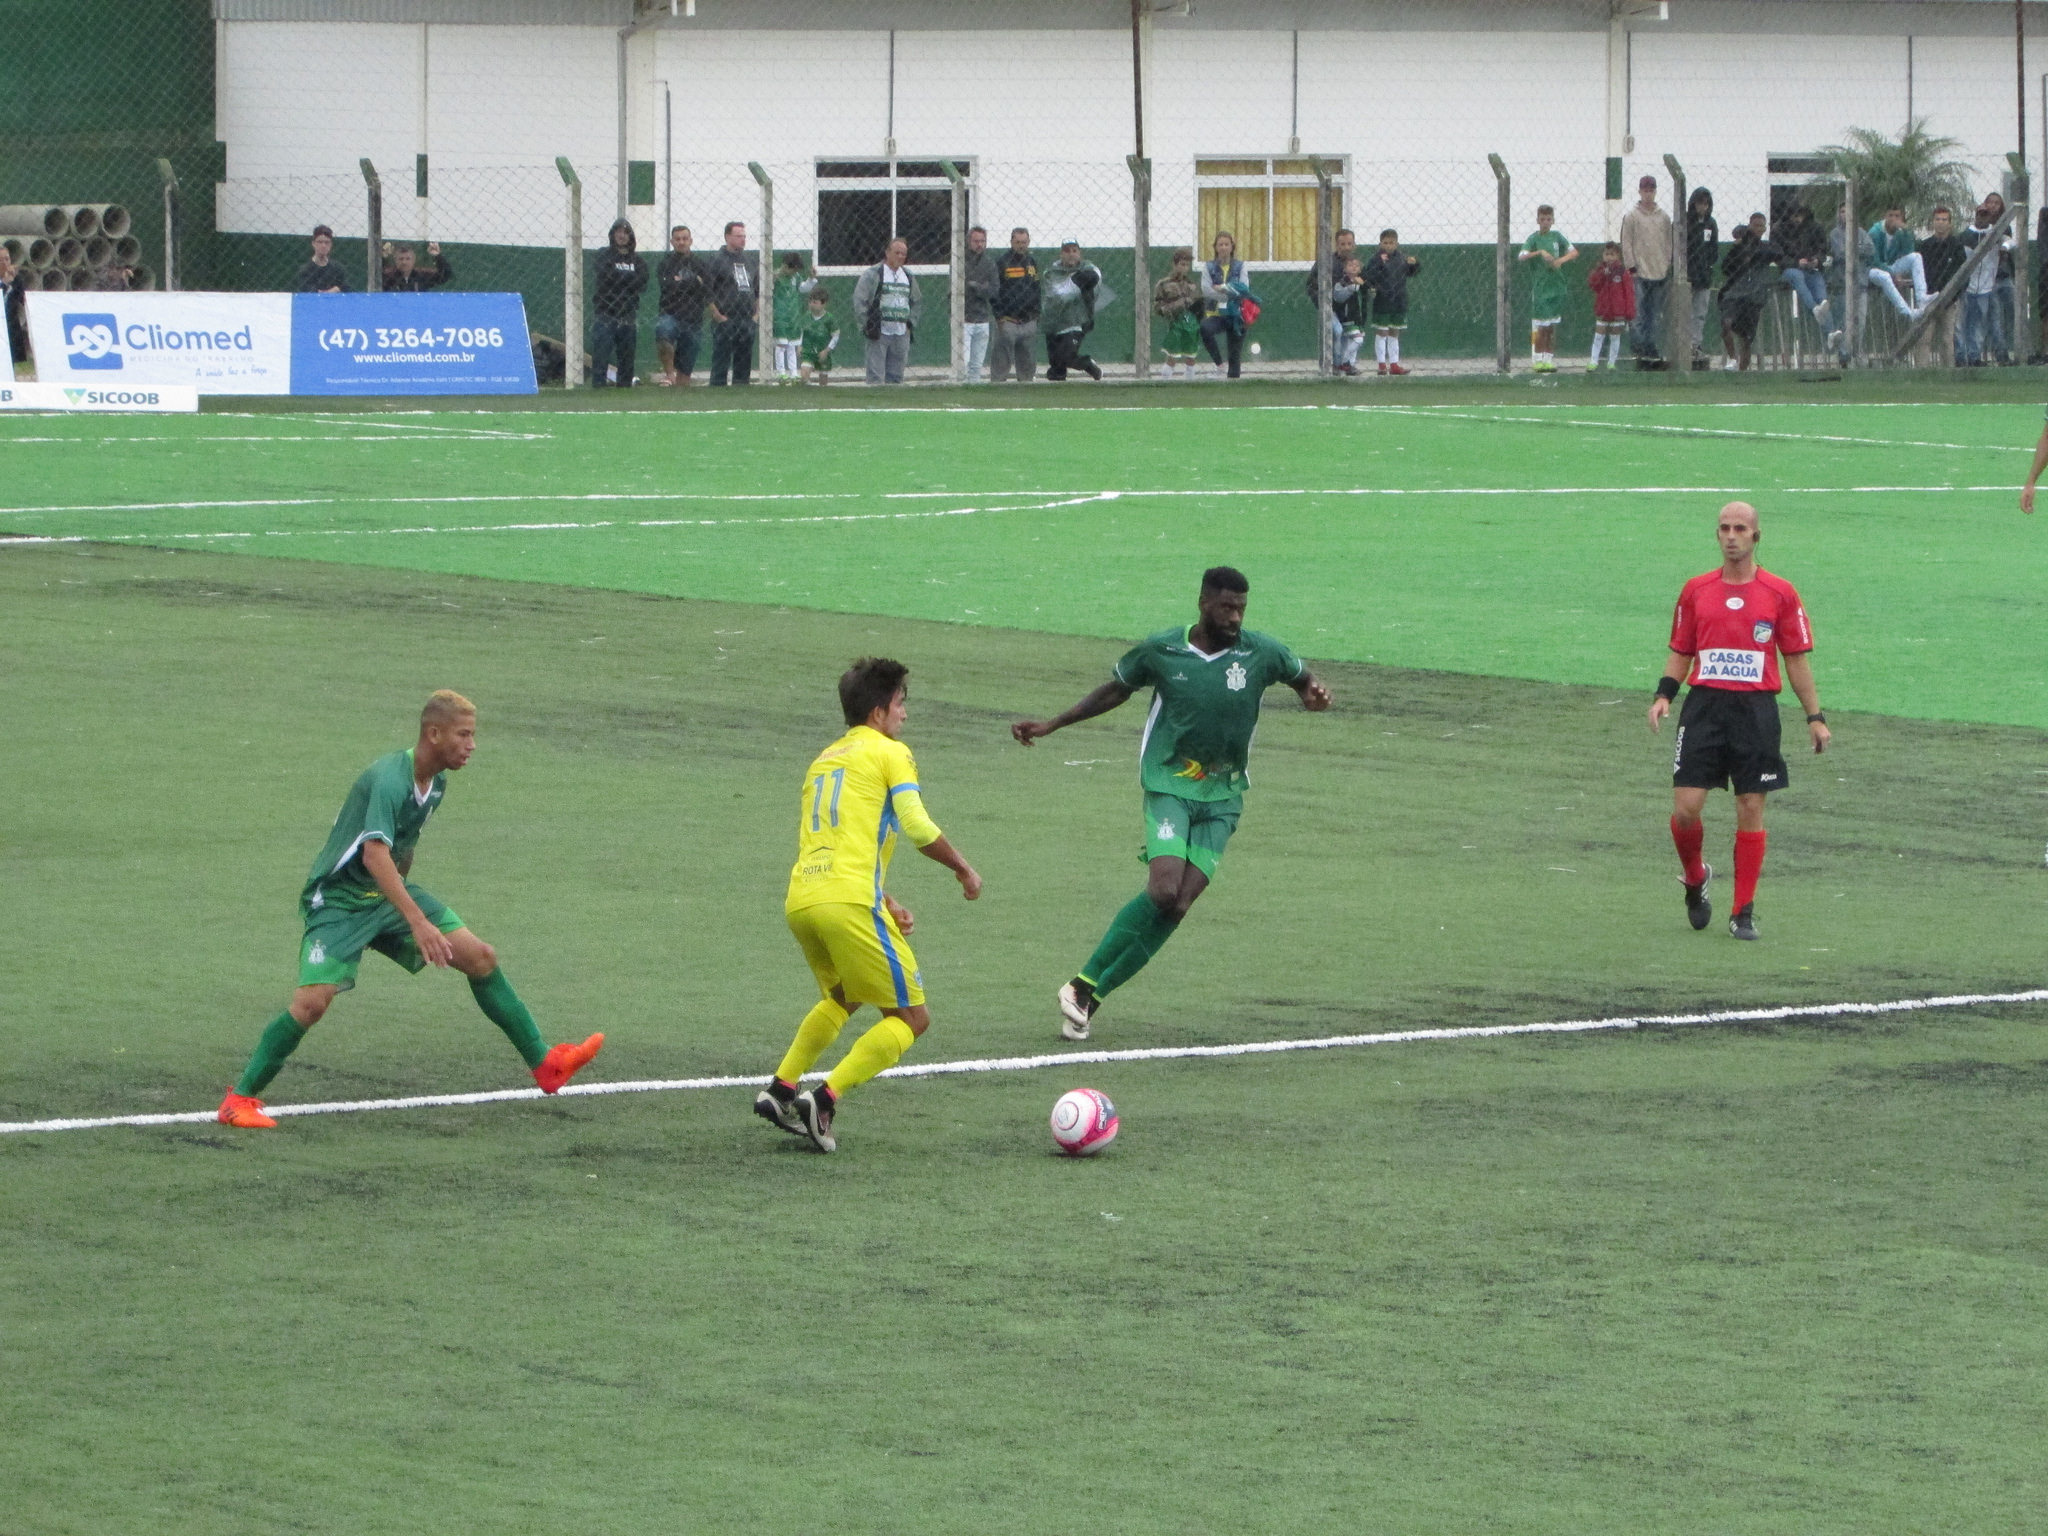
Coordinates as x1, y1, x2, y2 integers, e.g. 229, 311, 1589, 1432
217, 692, 603, 1127
755, 658, 982, 1153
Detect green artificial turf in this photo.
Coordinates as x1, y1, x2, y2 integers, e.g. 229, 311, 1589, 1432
2, 546, 2044, 1533
4, 396, 2045, 727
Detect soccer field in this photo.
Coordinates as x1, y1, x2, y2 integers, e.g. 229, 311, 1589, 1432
3, 387, 2045, 1533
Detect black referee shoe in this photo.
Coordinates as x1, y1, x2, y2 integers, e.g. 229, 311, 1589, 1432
1682, 863, 1714, 931
1728, 904, 1759, 941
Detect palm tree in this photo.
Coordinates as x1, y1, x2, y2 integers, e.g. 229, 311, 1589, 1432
1820, 119, 1981, 223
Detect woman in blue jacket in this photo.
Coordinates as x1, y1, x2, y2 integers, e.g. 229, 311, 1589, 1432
1199, 231, 1254, 379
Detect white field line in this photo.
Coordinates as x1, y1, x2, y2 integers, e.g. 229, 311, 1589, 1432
1352, 404, 2030, 454
5, 987, 2043, 1137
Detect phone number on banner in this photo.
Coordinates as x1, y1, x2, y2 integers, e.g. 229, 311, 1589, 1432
316, 326, 509, 351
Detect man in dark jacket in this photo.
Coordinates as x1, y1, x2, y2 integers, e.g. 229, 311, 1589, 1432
1917, 206, 1967, 366
0, 245, 28, 374
704, 220, 760, 387
294, 226, 350, 293
961, 225, 999, 383
1773, 204, 1830, 334
590, 219, 648, 387
655, 225, 709, 384
1306, 228, 1363, 373
1684, 187, 1719, 366
382, 242, 453, 293
1715, 215, 1778, 371
990, 227, 1041, 383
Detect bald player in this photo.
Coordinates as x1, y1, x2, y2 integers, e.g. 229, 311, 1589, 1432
1649, 502, 1830, 940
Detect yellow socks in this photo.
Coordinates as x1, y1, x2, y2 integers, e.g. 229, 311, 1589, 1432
824, 1016, 916, 1099
773, 997, 850, 1086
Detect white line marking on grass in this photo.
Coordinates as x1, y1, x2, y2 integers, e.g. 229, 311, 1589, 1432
1352, 405, 2029, 454
6, 987, 2042, 1136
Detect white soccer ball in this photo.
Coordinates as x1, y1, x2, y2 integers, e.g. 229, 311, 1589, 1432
1050, 1087, 1119, 1157
1248, 341, 1262, 355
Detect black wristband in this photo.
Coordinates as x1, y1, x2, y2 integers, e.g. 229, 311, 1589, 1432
1806, 711, 1826, 724
1655, 676, 1680, 702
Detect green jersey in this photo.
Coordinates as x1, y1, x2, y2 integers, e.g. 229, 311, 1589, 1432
773, 273, 807, 339
1113, 626, 1306, 801
1522, 229, 1573, 319
301, 748, 446, 913
800, 311, 839, 359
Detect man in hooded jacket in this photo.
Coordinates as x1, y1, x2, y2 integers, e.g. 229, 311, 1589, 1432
592, 218, 648, 387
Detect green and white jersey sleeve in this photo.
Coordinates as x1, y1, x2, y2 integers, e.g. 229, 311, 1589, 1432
1114, 627, 1306, 801
300, 748, 446, 912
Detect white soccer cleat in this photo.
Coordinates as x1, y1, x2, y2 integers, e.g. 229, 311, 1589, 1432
1057, 981, 1096, 1041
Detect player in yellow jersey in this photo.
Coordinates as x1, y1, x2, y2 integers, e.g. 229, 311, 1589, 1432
755, 657, 982, 1152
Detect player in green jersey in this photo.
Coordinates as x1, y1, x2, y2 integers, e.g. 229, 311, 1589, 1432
1012, 567, 1331, 1040
217, 691, 604, 1128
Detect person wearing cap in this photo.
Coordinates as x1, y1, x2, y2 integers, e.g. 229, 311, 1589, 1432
1620, 175, 1674, 368
1041, 240, 1104, 382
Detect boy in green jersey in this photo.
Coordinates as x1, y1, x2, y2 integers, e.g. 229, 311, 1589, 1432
798, 286, 840, 385
1517, 205, 1578, 372
771, 252, 809, 380
1012, 567, 1331, 1040
217, 691, 603, 1128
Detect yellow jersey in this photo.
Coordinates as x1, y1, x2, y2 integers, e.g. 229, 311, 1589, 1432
786, 725, 943, 913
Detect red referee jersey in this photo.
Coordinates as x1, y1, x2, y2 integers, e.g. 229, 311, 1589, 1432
1668, 567, 1813, 692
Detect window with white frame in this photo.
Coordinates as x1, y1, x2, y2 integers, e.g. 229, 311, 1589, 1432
814, 159, 973, 270
1194, 157, 1348, 263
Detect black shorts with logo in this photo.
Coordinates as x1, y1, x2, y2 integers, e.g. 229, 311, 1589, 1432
1672, 685, 1788, 795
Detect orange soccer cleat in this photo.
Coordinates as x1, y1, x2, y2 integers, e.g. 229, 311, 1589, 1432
217, 1090, 277, 1129
533, 1033, 605, 1094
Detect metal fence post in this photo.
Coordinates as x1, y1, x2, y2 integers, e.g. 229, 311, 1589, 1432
943, 160, 968, 382
558, 156, 583, 390
749, 161, 773, 384
1842, 178, 1857, 367
360, 159, 383, 293
1129, 154, 1152, 380
1313, 159, 1335, 378
1488, 154, 1510, 374
155, 158, 181, 292
2008, 151, 2031, 363
1663, 154, 1689, 369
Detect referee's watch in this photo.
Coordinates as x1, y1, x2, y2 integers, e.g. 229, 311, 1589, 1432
1806, 711, 1827, 724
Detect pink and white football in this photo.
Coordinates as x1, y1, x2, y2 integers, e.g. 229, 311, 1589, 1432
1050, 1087, 1119, 1157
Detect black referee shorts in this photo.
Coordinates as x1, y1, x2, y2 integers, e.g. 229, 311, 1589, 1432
1672, 685, 1789, 795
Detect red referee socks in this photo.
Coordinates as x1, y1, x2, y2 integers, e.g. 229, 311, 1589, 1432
1669, 815, 1707, 885
1733, 829, 1767, 911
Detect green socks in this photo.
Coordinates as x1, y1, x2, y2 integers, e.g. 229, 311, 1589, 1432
469, 969, 547, 1068
1081, 891, 1182, 998
234, 1010, 308, 1096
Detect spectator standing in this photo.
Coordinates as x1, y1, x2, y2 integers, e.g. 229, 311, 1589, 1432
382, 242, 452, 293
1518, 205, 1578, 373
2035, 203, 2048, 362
1915, 206, 1966, 367
1775, 204, 1831, 335
590, 218, 648, 388
1683, 187, 1719, 367
1362, 228, 1419, 375
1587, 240, 1635, 369
1041, 240, 1104, 382
1984, 192, 2017, 363
654, 225, 709, 385
1306, 228, 1361, 371
1619, 175, 1674, 366
1152, 246, 1203, 379
1959, 200, 2008, 365
960, 225, 999, 383
1199, 231, 1252, 379
991, 228, 1041, 383
294, 226, 350, 293
0, 246, 28, 374
771, 252, 810, 382
1716, 216, 1780, 372
704, 220, 760, 387
1827, 204, 1877, 361
1867, 207, 1929, 319
798, 284, 839, 385
854, 238, 921, 385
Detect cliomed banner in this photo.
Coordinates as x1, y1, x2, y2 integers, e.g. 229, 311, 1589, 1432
26, 291, 537, 396
0, 382, 198, 412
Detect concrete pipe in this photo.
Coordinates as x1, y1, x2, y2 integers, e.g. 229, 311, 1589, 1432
53, 237, 83, 269
1, 236, 22, 264
84, 236, 112, 267
67, 266, 99, 291
69, 207, 98, 238
0, 204, 69, 238
113, 234, 141, 264
26, 236, 55, 267
83, 204, 131, 239
130, 263, 155, 290
15, 265, 43, 290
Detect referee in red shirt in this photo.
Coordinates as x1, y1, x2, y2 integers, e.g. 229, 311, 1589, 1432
1649, 502, 1830, 939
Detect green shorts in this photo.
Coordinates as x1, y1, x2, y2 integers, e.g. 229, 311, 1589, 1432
800, 346, 833, 370
1141, 791, 1241, 879
297, 884, 464, 990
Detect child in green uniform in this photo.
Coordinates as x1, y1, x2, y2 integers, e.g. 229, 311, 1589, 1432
1517, 204, 1579, 372
1152, 246, 1202, 378
798, 286, 839, 385
771, 252, 809, 381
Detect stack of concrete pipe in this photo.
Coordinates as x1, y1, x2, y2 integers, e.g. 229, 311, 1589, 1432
0, 203, 150, 292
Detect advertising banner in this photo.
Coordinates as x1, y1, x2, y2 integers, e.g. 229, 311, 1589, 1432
0, 382, 198, 413
26, 292, 292, 394
289, 293, 537, 395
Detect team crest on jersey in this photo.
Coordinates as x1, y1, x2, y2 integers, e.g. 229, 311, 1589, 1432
1725, 596, 1745, 610
308, 942, 325, 964
1157, 817, 1177, 840
1225, 661, 1248, 691
1752, 620, 1774, 644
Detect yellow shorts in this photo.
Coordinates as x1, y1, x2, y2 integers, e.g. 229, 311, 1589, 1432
786, 900, 924, 1010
